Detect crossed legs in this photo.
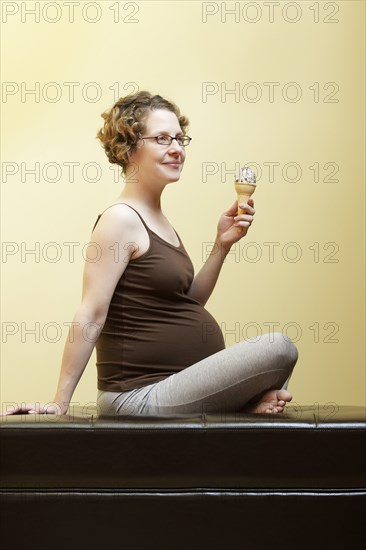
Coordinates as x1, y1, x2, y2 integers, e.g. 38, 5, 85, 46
97, 332, 299, 416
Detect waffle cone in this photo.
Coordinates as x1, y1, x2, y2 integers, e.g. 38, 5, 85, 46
235, 183, 256, 214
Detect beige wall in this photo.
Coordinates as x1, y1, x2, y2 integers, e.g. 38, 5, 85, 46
1, 1, 365, 411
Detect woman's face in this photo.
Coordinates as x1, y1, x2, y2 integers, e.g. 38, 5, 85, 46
127, 109, 186, 185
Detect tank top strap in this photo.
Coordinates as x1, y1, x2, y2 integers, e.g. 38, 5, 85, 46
92, 202, 152, 233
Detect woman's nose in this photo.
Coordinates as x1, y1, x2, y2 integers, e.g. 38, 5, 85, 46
169, 138, 184, 153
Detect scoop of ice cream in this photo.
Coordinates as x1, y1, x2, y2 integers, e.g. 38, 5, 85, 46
236, 166, 256, 183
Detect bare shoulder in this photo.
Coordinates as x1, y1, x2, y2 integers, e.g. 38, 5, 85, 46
91, 203, 147, 259
81, 204, 143, 318
93, 203, 141, 233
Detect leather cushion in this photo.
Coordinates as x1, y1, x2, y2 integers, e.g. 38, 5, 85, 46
1, 405, 365, 490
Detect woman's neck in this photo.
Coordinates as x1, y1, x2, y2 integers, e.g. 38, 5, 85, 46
117, 184, 162, 213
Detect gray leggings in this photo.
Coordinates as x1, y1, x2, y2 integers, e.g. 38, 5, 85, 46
96, 332, 298, 416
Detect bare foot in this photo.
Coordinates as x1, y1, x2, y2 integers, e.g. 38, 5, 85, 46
242, 389, 292, 414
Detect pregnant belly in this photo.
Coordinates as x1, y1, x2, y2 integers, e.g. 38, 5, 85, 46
99, 303, 226, 372
141, 307, 225, 369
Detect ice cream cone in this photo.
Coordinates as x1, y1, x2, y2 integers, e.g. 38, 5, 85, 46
235, 182, 256, 215
234, 167, 257, 233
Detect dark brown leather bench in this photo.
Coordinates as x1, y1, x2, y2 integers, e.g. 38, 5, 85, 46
1, 404, 365, 550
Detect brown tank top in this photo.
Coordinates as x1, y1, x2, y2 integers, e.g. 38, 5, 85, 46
92, 203, 225, 392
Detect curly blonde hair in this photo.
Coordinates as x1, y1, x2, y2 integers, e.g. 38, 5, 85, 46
96, 91, 189, 175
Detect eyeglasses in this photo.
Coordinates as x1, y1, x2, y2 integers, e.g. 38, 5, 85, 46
141, 135, 192, 147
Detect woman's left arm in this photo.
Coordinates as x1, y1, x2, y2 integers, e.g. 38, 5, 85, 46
187, 199, 255, 306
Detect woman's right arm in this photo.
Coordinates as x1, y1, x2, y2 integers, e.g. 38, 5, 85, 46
1, 205, 140, 416
51, 303, 107, 415
51, 205, 141, 414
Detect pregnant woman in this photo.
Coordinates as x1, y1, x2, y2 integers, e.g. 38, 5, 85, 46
4, 91, 298, 417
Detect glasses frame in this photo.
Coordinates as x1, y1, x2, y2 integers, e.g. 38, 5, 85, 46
140, 135, 192, 147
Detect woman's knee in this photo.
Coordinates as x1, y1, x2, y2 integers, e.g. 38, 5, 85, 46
270, 332, 299, 368
251, 331, 298, 370
245, 331, 298, 368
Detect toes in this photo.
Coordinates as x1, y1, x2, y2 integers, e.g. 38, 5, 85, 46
277, 389, 292, 403
244, 390, 292, 414
267, 405, 285, 414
